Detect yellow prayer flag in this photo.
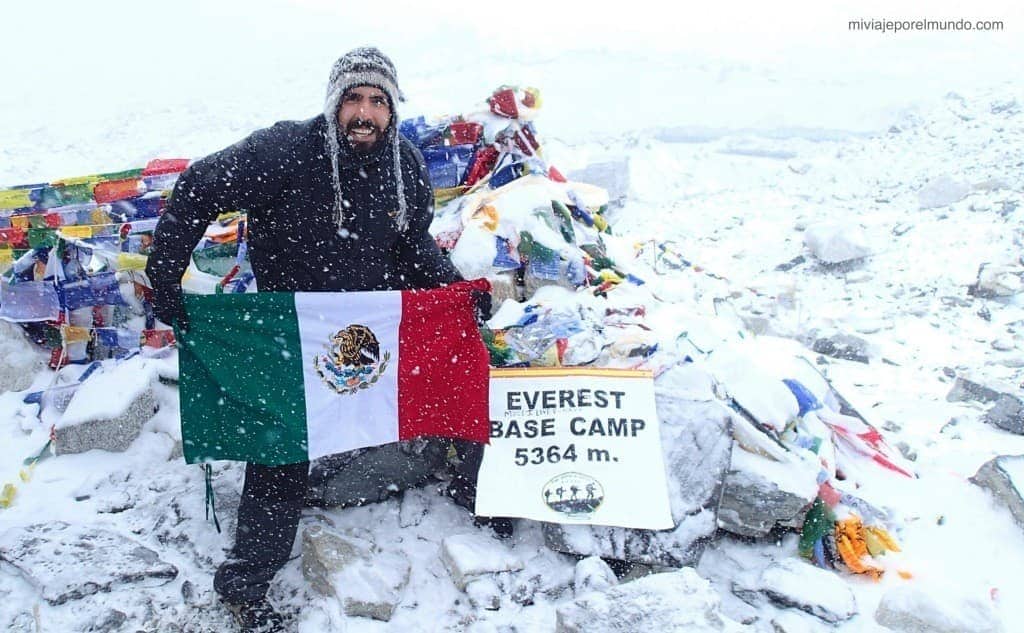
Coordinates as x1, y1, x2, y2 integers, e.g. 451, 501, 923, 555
10, 215, 30, 230
59, 225, 94, 239
61, 326, 92, 344
0, 189, 33, 210
118, 253, 148, 271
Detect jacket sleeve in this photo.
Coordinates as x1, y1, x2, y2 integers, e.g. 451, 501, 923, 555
145, 132, 272, 292
394, 144, 464, 289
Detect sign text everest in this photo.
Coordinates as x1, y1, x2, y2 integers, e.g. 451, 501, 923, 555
506, 389, 627, 411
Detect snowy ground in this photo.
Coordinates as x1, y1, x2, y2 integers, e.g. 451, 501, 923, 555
2, 1, 1023, 631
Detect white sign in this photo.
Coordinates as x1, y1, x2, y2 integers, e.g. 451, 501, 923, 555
475, 368, 673, 530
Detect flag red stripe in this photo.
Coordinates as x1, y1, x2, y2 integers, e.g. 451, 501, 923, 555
398, 279, 491, 444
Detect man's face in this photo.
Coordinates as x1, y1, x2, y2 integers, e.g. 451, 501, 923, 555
337, 85, 392, 153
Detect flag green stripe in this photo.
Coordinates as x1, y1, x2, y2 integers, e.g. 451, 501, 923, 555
179, 292, 308, 466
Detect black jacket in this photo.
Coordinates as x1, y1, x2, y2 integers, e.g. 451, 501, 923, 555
146, 115, 460, 295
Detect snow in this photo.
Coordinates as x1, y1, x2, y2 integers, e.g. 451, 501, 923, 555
3, 0, 1024, 630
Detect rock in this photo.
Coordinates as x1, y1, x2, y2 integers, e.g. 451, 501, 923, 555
968, 263, 1024, 298
55, 358, 160, 455
775, 255, 805, 272
918, 174, 971, 209
442, 533, 525, 591
398, 488, 430, 528
574, 556, 618, 596
993, 338, 1016, 351
84, 609, 128, 632
466, 577, 502, 610
971, 455, 1024, 527
875, 584, 1003, 632
803, 222, 870, 265
0, 321, 46, 393
306, 437, 448, 508
946, 375, 1016, 405
510, 548, 575, 605
567, 159, 630, 208
543, 366, 732, 567
301, 525, 410, 621
733, 559, 857, 624
0, 522, 177, 605
984, 395, 1024, 435
556, 568, 749, 632
717, 448, 818, 537
810, 333, 871, 364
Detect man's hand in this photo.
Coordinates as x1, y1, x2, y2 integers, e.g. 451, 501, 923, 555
471, 289, 492, 326
153, 284, 190, 332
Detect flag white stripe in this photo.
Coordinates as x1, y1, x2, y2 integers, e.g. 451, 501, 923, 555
295, 291, 402, 460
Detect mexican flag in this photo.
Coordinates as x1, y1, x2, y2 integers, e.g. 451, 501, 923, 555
177, 279, 491, 466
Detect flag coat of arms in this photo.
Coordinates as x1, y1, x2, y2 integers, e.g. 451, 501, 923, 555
177, 279, 491, 466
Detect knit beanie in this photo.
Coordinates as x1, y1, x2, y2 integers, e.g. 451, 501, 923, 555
323, 47, 408, 232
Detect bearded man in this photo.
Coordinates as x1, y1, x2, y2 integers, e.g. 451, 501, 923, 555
146, 47, 505, 633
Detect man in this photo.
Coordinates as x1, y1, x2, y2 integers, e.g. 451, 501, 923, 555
146, 47, 506, 632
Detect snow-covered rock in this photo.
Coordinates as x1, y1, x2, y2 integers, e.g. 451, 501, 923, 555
969, 262, 1024, 298
717, 448, 818, 537
802, 221, 870, 264
875, 584, 1003, 633
810, 332, 872, 364
466, 576, 502, 610
301, 525, 410, 621
556, 567, 749, 632
306, 437, 448, 508
947, 375, 1017, 405
0, 522, 178, 605
573, 556, 618, 596
733, 558, 857, 624
918, 174, 972, 209
544, 367, 732, 566
54, 357, 160, 455
971, 455, 1024, 528
441, 533, 525, 591
0, 321, 46, 393
984, 395, 1024, 435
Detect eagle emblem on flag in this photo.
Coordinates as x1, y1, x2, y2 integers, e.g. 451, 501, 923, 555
313, 324, 391, 395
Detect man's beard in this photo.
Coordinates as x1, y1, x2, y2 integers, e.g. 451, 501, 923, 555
345, 118, 386, 154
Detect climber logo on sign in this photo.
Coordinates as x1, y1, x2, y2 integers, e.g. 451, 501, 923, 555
542, 472, 604, 518
313, 324, 390, 396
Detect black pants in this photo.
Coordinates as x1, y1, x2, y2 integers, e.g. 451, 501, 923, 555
213, 440, 484, 604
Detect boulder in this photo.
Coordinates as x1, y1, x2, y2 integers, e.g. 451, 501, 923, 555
55, 357, 160, 455
968, 263, 1024, 298
0, 522, 177, 605
0, 320, 46, 393
732, 558, 857, 624
875, 584, 1003, 633
306, 437, 449, 508
466, 577, 502, 610
301, 525, 410, 622
810, 333, 871, 364
946, 375, 1016, 405
802, 222, 870, 265
556, 568, 749, 632
441, 533, 524, 591
717, 449, 818, 538
970, 455, 1024, 527
984, 395, 1024, 435
573, 556, 618, 596
543, 366, 733, 567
